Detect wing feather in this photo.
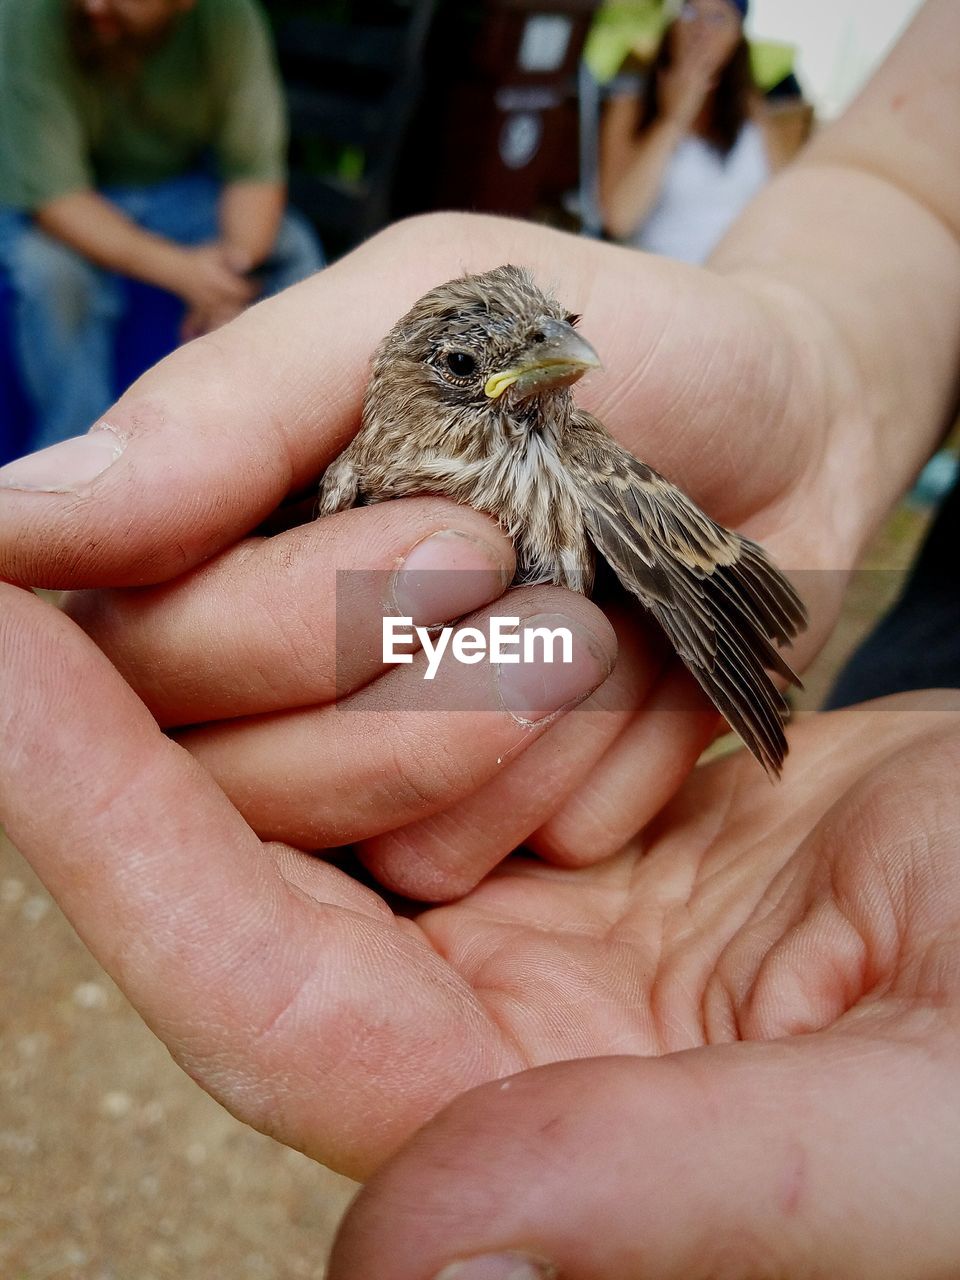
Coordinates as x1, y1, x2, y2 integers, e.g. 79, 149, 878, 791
568, 418, 808, 776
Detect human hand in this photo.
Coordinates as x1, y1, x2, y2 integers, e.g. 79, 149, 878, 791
0, 214, 867, 897
172, 242, 256, 323
658, 41, 721, 131
180, 299, 248, 341
180, 246, 265, 337
4, 577, 960, 1280
324, 689, 960, 1280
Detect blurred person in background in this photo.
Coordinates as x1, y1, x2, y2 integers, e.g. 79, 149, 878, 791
0, 0, 323, 452
599, 0, 776, 262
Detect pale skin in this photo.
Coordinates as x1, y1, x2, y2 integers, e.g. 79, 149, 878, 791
34, 0, 286, 337
0, 1, 959, 1275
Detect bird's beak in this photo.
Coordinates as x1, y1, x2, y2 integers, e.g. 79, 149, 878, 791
484, 318, 601, 401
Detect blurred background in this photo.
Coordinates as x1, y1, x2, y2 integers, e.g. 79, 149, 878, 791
0, 0, 933, 467
192, 0, 928, 248
0, 1, 955, 1277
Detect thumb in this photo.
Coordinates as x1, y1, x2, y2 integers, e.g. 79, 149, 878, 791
329, 1044, 960, 1279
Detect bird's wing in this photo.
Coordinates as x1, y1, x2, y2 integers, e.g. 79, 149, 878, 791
568, 416, 807, 776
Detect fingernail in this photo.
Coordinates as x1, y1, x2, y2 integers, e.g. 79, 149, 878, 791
394, 530, 511, 626
0, 424, 125, 494
434, 1253, 557, 1280
498, 612, 613, 725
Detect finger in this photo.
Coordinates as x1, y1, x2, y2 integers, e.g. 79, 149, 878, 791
64, 496, 515, 725
223, 274, 256, 304
176, 587, 617, 866
211, 278, 255, 307
358, 607, 660, 900
377, 657, 720, 901
530, 660, 720, 864
329, 1040, 960, 1280
0, 583, 517, 1176
180, 311, 202, 343
222, 244, 253, 274
331, 707, 960, 1276
0, 213, 813, 590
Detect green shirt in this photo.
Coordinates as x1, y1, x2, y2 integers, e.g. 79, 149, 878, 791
0, 0, 287, 210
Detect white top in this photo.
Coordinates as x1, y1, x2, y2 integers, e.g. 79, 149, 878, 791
630, 121, 769, 265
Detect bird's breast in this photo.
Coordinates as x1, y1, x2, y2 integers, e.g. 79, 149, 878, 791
474, 429, 589, 591
356, 409, 591, 590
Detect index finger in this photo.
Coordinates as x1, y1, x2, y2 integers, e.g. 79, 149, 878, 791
0, 581, 518, 1177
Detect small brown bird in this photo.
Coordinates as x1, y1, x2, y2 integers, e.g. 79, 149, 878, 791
319, 265, 807, 774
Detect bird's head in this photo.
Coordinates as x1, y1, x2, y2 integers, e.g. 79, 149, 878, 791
366, 265, 601, 434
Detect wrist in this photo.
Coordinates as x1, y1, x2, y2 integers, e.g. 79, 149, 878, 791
728, 268, 887, 572
137, 239, 194, 298
218, 181, 285, 271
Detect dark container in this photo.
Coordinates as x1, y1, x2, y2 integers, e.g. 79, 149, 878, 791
395, 0, 603, 220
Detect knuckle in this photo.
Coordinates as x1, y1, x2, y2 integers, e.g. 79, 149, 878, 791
534, 797, 631, 865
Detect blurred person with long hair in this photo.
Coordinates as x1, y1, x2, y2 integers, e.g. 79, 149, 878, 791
599, 0, 770, 262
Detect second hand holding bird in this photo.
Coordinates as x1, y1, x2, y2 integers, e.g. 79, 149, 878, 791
320, 265, 808, 775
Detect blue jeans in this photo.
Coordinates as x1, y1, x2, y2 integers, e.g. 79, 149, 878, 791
0, 174, 324, 451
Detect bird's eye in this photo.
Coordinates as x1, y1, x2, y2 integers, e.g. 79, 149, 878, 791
444, 350, 477, 379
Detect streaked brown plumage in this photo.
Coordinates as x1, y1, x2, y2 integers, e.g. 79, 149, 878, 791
319, 265, 807, 774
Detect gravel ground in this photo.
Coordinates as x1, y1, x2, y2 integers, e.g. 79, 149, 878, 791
0, 500, 934, 1278
0, 833, 357, 1279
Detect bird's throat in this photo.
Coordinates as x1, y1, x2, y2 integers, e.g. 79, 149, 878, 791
503, 388, 572, 443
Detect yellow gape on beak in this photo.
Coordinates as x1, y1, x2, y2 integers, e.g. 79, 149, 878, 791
483, 368, 522, 399
484, 318, 601, 401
